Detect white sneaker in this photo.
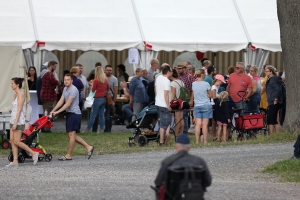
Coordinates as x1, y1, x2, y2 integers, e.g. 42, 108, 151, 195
5, 162, 18, 167
32, 153, 39, 165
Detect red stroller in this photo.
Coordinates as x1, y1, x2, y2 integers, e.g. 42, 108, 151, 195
8, 115, 53, 163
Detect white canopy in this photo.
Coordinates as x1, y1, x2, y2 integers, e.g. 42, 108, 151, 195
0, 0, 281, 52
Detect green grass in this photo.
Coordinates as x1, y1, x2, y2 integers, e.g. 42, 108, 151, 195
262, 159, 300, 183
0, 131, 297, 157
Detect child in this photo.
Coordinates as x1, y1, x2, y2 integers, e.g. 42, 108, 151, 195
214, 91, 231, 142
211, 75, 226, 141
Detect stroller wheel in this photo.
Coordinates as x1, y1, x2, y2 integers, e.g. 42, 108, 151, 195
138, 135, 148, 147
38, 157, 44, 161
45, 154, 52, 162
8, 153, 13, 162
2, 139, 10, 149
18, 155, 25, 163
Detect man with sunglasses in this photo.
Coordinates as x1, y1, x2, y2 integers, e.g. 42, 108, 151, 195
226, 62, 252, 109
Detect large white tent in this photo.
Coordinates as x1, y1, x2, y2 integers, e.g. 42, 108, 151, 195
0, 0, 281, 52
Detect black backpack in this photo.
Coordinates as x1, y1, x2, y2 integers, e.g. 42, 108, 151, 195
166, 165, 205, 200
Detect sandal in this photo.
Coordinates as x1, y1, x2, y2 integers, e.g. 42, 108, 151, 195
58, 156, 72, 161
87, 146, 94, 159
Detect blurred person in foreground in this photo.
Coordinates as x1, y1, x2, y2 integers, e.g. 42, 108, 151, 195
154, 134, 212, 198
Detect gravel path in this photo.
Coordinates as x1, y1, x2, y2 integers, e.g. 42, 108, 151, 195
0, 142, 299, 200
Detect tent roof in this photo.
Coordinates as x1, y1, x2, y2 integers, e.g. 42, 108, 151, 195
236, 0, 281, 51
135, 0, 249, 52
0, 1, 36, 49
0, 0, 281, 52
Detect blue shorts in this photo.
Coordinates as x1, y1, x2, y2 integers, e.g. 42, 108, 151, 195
156, 106, 171, 130
194, 105, 212, 119
66, 114, 82, 132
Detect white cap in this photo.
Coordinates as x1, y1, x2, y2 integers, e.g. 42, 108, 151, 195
43, 62, 48, 66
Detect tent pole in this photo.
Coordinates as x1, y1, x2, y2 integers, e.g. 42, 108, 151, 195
28, 0, 39, 42
233, 0, 251, 43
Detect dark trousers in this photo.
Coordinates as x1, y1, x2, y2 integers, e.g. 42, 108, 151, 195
294, 134, 300, 157
78, 101, 83, 131
104, 105, 113, 132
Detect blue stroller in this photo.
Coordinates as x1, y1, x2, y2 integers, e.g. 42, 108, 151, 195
126, 105, 159, 146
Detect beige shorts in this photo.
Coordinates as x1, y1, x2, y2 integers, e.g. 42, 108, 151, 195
10, 124, 25, 130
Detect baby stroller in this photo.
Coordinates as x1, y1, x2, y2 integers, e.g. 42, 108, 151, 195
230, 91, 267, 141
126, 104, 159, 147
8, 115, 54, 163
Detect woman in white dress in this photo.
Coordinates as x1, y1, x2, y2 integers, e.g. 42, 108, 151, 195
6, 78, 39, 167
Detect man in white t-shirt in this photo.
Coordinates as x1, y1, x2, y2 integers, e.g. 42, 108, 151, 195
155, 65, 173, 145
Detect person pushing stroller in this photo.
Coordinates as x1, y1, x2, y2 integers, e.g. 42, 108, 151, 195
50, 74, 94, 161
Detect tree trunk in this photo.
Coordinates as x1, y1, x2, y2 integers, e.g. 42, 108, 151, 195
277, 0, 300, 132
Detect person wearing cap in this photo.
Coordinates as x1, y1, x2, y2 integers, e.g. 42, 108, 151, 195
154, 134, 212, 192
177, 62, 196, 135
148, 58, 160, 82
226, 62, 252, 109
211, 74, 226, 102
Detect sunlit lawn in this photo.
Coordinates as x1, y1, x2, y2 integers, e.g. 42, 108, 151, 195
262, 159, 300, 183
0, 131, 296, 157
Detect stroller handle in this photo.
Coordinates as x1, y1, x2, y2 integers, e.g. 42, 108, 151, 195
237, 90, 247, 99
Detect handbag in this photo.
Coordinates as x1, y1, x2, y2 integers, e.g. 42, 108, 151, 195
106, 87, 114, 106
84, 97, 94, 109
106, 92, 113, 106
170, 95, 190, 110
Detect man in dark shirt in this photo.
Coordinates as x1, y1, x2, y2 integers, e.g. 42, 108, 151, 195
154, 134, 212, 191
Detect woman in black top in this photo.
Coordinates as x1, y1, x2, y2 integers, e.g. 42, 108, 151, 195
27, 66, 37, 90
265, 65, 285, 134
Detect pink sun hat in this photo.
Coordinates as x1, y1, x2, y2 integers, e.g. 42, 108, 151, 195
215, 74, 226, 83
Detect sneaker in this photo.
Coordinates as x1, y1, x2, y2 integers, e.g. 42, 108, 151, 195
32, 153, 39, 165
291, 156, 300, 160
212, 138, 218, 142
5, 162, 18, 167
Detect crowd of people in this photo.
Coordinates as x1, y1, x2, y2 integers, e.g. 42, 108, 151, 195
7, 58, 286, 166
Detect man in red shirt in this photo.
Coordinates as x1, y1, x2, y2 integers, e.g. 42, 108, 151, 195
227, 62, 252, 109
40, 61, 60, 117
